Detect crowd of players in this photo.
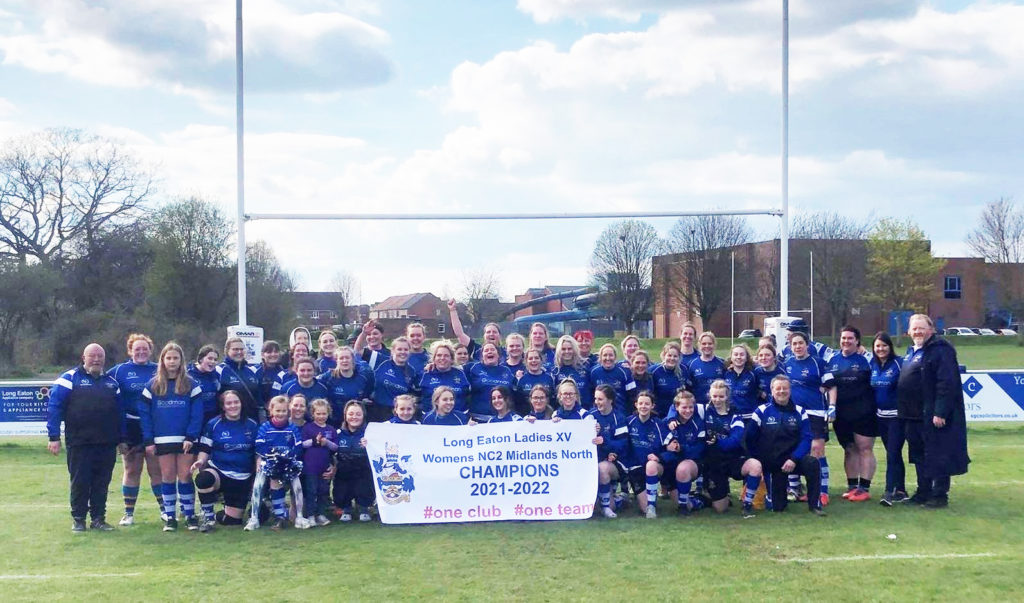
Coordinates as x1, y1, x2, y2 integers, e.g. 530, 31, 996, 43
46, 304, 969, 532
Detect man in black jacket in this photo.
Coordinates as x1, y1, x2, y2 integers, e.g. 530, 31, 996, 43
47, 343, 126, 532
897, 314, 970, 508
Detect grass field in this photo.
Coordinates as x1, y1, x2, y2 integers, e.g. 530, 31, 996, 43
2, 424, 1023, 602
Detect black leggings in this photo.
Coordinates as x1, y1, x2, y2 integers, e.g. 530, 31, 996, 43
333, 466, 374, 510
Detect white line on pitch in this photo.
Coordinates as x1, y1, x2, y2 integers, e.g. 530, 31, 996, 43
952, 480, 1024, 487
0, 572, 142, 580
774, 552, 998, 563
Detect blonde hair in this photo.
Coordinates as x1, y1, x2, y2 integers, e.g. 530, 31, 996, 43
708, 379, 731, 410
430, 339, 456, 364
267, 395, 289, 413
554, 335, 583, 369
431, 386, 455, 412
393, 394, 417, 415
309, 398, 331, 418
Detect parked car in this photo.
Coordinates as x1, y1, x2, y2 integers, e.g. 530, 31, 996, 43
737, 329, 762, 338
944, 327, 978, 336
1001, 329, 1019, 336
978, 328, 999, 336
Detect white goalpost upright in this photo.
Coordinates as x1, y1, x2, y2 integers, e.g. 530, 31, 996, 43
231, 2, 794, 330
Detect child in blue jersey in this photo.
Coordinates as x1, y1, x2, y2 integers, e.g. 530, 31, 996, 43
724, 344, 759, 419
140, 342, 203, 532
371, 336, 422, 424
687, 332, 727, 407
320, 346, 375, 426
754, 343, 786, 404
191, 390, 258, 530
704, 380, 763, 518
389, 395, 421, 425
552, 335, 594, 409
590, 343, 636, 414
108, 333, 161, 526
189, 345, 222, 425
334, 400, 373, 522
488, 386, 522, 423
663, 390, 706, 516
588, 384, 629, 518
419, 340, 471, 415
524, 384, 554, 422
870, 332, 906, 506
466, 343, 516, 420
516, 350, 556, 416
783, 332, 834, 506
246, 396, 306, 531
650, 342, 689, 418
624, 391, 669, 518
552, 379, 587, 421
422, 387, 473, 425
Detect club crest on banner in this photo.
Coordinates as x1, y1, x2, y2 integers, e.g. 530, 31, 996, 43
373, 442, 415, 505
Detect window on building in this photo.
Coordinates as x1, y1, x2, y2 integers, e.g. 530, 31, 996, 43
311, 310, 320, 319
944, 275, 961, 299
437, 322, 445, 334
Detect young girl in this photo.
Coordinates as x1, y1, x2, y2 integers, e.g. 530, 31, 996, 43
523, 384, 553, 422
703, 380, 762, 518
140, 342, 203, 532
587, 384, 629, 518
724, 344, 759, 420
422, 386, 472, 425
515, 349, 556, 416
288, 394, 308, 427
246, 396, 305, 531
389, 394, 421, 424
589, 344, 636, 414
663, 390, 706, 516
299, 399, 338, 527
650, 341, 689, 418
334, 401, 373, 522
488, 386, 522, 422
192, 390, 259, 531
624, 391, 669, 518
552, 379, 587, 420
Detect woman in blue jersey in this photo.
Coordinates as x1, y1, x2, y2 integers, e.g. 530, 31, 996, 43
782, 331, 834, 505
679, 322, 701, 368
315, 330, 338, 374
523, 384, 554, 422
191, 390, 258, 530
703, 380, 762, 518
466, 343, 516, 421
552, 379, 587, 420
108, 333, 160, 526
422, 386, 472, 425
590, 343, 636, 414
871, 332, 906, 506
188, 344, 221, 425
258, 341, 286, 405
447, 298, 505, 362
687, 332, 727, 407
623, 391, 668, 518
588, 384, 629, 518
528, 322, 556, 366
217, 336, 263, 423
573, 330, 598, 370
354, 320, 390, 371
389, 395, 420, 425
488, 386, 522, 422
271, 342, 310, 396
619, 335, 642, 370
552, 335, 593, 409
650, 341, 688, 418
405, 323, 430, 374
141, 342, 203, 532
515, 349, 556, 416
724, 344, 759, 420
319, 346, 374, 426
627, 350, 653, 411
334, 400, 373, 522
281, 358, 329, 412
826, 326, 877, 502
418, 340, 470, 416
371, 336, 421, 424
753, 343, 785, 404
503, 333, 527, 376
663, 390, 706, 516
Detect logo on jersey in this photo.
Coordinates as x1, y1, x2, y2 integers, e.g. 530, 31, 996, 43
373, 442, 415, 505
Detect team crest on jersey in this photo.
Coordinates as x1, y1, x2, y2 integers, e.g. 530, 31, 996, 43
372, 442, 415, 505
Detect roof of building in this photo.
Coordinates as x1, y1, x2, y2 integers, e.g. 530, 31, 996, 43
370, 292, 440, 311
291, 291, 340, 309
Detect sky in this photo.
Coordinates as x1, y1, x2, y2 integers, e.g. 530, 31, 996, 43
1, 0, 1021, 307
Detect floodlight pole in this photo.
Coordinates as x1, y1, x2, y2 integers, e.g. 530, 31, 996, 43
235, 0, 247, 326
780, 0, 790, 319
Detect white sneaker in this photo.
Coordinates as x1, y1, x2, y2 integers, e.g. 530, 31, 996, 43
645, 505, 657, 519
118, 514, 134, 526
243, 518, 260, 531
601, 506, 617, 518
358, 512, 371, 522
340, 512, 352, 523
294, 516, 312, 529
315, 515, 331, 526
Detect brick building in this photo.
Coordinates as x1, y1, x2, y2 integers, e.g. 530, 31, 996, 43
513, 286, 587, 319
368, 292, 452, 337
291, 291, 368, 332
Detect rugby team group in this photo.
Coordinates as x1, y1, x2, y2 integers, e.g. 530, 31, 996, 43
46, 300, 969, 533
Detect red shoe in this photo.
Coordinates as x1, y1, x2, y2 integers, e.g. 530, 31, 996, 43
847, 489, 871, 502
797, 493, 808, 502
820, 493, 830, 507
841, 489, 854, 499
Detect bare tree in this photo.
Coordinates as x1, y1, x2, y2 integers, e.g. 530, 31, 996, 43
0, 128, 153, 266
967, 197, 1024, 263
461, 268, 501, 324
661, 215, 753, 328
791, 211, 875, 336
590, 220, 660, 333
329, 269, 360, 334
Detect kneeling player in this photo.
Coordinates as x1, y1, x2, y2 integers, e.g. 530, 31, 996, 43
191, 390, 258, 530
703, 380, 762, 518
662, 391, 706, 516
587, 385, 628, 518
623, 391, 669, 518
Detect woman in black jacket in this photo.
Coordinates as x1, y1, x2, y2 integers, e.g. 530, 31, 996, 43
897, 314, 969, 508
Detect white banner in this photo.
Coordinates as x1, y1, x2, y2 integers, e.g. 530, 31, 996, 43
962, 371, 1024, 421
365, 419, 599, 524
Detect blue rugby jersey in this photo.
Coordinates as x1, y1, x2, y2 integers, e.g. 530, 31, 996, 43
198, 416, 258, 479
753, 364, 786, 402
623, 414, 670, 468
662, 405, 706, 464
281, 379, 331, 406
553, 404, 587, 420
318, 370, 374, 421
552, 364, 593, 409
187, 364, 221, 418
372, 360, 421, 409
724, 367, 759, 418
466, 363, 515, 417
780, 339, 834, 362
514, 370, 556, 412
47, 367, 123, 445
139, 377, 204, 445
488, 412, 523, 423
825, 350, 874, 420
870, 356, 901, 419
418, 368, 471, 414
687, 356, 727, 407
107, 361, 157, 421
589, 364, 637, 414
422, 410, 470, 425
704, 406, 746, 461
782, 354, 834, 417
586, 407, 629, 461
216, 360, 263, 414
255, 420, 302, 457
335, 424, 368, 467
407, 350, 430, 375
747, 400, 812, 469
649, 363, 689, 417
